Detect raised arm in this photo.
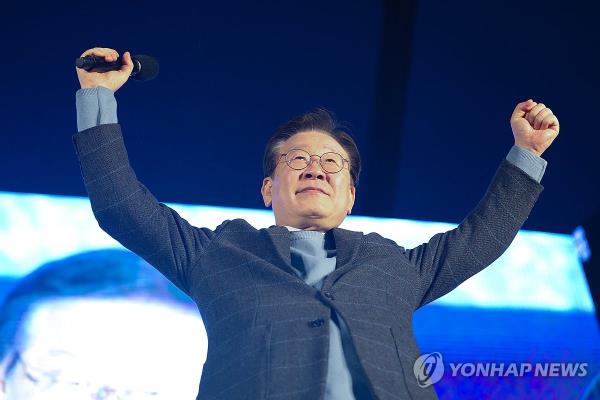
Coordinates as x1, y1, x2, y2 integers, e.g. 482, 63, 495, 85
406, 100, 559, 308
73, 47, 219, 294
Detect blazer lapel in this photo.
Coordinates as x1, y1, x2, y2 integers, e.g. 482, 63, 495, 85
261, 225, 298, 276
326, 227, 364, 283
260, 225, 364, 283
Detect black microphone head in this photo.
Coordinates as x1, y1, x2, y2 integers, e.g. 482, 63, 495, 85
131, 55, 159, 81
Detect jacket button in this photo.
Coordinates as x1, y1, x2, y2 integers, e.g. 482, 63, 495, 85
309, 318, 325, 328
322, 291, 334, 300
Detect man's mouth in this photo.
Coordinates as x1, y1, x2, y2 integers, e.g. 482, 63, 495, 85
297, 187, 327, 195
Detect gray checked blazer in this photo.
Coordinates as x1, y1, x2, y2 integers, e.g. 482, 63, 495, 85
73, 124, 543, 400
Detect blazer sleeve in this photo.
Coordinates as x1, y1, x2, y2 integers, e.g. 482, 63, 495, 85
72, 123, 220, 294
404, 160, 544, 309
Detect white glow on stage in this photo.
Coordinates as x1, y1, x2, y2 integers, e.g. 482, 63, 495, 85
0, 191, 594, 313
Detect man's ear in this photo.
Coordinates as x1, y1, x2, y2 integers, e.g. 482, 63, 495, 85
347, 185, 356, 214
261, 177, 273, 207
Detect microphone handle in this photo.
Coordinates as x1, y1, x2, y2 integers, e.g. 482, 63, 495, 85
75, 55, 135, 73
75, 56, 142, 79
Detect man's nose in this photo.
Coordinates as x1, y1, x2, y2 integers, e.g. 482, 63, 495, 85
301, 156, 325, 180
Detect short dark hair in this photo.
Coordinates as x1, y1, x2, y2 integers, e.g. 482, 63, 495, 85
0, 249, 195, 367
263, 109, 361, 186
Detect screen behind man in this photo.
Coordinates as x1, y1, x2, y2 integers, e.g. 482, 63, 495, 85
0, 249, 205, 399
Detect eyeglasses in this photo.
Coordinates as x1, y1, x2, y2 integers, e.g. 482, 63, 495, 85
13, 351, 160, 399
279, 148, 349, 174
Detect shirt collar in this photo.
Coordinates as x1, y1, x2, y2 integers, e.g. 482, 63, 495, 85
284, 225, 326, 234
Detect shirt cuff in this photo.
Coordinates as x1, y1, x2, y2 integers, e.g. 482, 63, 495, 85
505, 145, 547, 183
75, 86, 118, 132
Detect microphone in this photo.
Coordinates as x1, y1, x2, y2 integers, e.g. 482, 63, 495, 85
75, 54, 159, 81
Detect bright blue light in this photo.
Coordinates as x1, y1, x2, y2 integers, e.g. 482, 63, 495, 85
573, 225, 592, 263
0, 191, 594, 313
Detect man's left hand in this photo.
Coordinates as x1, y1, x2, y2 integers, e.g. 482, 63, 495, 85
510, 99, 560, 157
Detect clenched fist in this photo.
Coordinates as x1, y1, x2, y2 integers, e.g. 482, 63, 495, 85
76, 47, 134, 92
510, 100, 560, 157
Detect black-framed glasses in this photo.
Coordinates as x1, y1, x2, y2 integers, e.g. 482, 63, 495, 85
13, 351, 159, 399
279, 148, 349, 174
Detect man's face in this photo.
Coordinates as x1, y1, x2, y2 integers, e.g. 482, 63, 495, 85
261, 130, 356, 231
0, 298, 206, 399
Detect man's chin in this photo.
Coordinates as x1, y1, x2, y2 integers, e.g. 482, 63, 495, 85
296, 205, 329, 219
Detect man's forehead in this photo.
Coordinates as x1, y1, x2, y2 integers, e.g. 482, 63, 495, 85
21, 298, 204, 359
12, 298, 205, 394
288, 144, 338, 153
281, 131, 347, 155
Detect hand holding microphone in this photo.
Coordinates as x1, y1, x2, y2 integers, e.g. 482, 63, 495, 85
75, 47, 159, 92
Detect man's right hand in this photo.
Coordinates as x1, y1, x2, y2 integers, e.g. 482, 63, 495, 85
76, 47, 134, 92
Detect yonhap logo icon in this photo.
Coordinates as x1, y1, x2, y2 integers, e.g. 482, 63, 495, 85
414, 352, 444, 388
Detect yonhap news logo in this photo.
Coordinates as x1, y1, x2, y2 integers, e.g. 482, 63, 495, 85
413, 352, 445, 388
413, 352, 588, 387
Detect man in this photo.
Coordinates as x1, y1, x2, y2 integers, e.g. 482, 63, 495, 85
73, 47, 559, 399
0, 249, 206, 399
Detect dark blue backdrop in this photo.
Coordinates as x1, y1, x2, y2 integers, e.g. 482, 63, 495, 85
0, 0, 598, 233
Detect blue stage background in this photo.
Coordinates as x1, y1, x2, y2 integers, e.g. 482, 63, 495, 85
0, 0, 598, 233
